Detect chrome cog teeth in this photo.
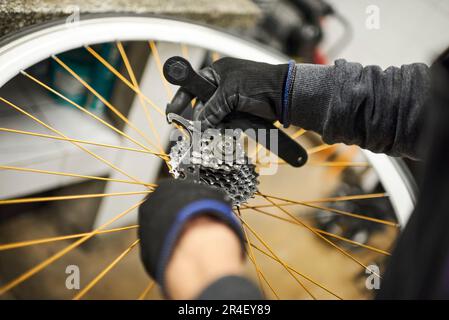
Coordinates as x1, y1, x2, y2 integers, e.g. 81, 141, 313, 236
168, 130, 259, 206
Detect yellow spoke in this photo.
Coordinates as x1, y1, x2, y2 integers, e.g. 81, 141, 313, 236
138, 280, 155, 300
246, 251, 279, 299
0, 96, 151, 186
259, 194, 381, 279
251, 143, 264, 163
0, 200, 144, 296
147, 42, 199, 138
301, 192, 388, 203
0, 191, 151, 205
0, 165, 155, 188
149, 40, 173, 99
248, 242, 342, 299
21, 70, 168, 161
315, 229, 391, 256
322, 147, 360, 177
0, 225, 138, 251
236, 214, 316, 299
242, 193, 388, 212
86, 45, 186, 141
290, 128, 306, 139
255, 193, 398, 227
0, 127, 165, 157
236, 207, 267, 298
211, 51, 221, 62
21, 71, 164, 158
307, 144, 336, 155
116, 41, 164, 152
181, 43, 190, 60
240, 202, 296, 211
84, 45, 164, 116
51, 55, 160, 153
73, 239, 140, 300
307, 161, 370, 167
246, 206, 391, 256
274, 160, 370, 166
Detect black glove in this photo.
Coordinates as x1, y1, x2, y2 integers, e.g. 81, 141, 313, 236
138, 179, 245, 291
166, 57, 295, 127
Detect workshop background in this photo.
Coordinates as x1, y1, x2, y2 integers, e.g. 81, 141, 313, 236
0, 0, 448, 300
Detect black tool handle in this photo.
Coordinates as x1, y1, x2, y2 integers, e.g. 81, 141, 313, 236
223, 113, 308, 167
163, 56, 308, 167
163, 56, 216, 102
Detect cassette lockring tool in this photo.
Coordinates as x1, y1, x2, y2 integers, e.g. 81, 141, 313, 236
163, 56, 308, 206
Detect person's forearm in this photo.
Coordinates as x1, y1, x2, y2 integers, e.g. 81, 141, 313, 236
289, 60, 430, 159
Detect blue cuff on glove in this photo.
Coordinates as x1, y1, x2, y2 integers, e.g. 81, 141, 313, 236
282, 60, 297, 128
156, 199, 243, 292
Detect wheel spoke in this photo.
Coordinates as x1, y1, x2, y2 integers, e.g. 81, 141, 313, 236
290, 128, 306, 139
51, 55, 159, 153
248, 242, 342, 299
0, 191, 151, 205
246, 206, 391, 256
116, 41, 164, 152
300, 192, 388, 203
73, 239, 140, 300
0, 97, 151, 186
20, 71, 167, 160
147, 41, 195, 139
306, 161, 370, 167
181, 43, 190, 60
274, 161, 370, 167
246, 251, 280, 299
0, 165, 155, 188
137, 280, 155, 300
211, 51, 221, 62
243, 193, 388, 210
0, 225, 138, 251
306, 144, 336, 155
236, 213, 316, 299
149, 40, 173, 99
255, 193, 398, 227
259, 194, 382, 279
0, 200, 144, 296
236, 207, 269, 298
0, 127, 164, 157
84, 45, 165, 116
315, 229, 391, 256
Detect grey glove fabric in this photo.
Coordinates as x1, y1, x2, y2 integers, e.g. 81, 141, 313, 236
290, 59, 430, 159
196, 275, 263, 300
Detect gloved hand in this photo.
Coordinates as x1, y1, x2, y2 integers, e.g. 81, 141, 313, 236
166, 57, 295, 127
138, 179, 245, 294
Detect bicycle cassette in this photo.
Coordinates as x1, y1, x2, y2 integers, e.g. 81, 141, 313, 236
167, 113, 259, 206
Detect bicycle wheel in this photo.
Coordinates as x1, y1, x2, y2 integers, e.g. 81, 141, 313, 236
0, 14, 416, 299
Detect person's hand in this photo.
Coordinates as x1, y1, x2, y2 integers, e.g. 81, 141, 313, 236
166, 57, 292, 127
165, 215, 244, 299
138, 179, 245, 299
